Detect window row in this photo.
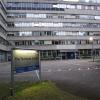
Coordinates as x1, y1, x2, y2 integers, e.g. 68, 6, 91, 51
7, 22, 100, 28
14, 40, 100, 46
40, 49, 100, 60
7, 13, 100, 20
5, 2, 100, 11
0, 36, 10, 46
63, 0, 100, 3
6, 2, 64, 11
0, 2, 7, 15
0, 25, 6, 34
0, 14, 7, 26
7, 31, 100, 37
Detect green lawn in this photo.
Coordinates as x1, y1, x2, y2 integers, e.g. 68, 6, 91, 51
0, 83, 10, 100
0, 81, 90, 100
95, 60, 100, 63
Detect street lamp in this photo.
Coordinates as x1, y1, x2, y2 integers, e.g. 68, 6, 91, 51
89, 37, 94, 62
89, 37, 93, 41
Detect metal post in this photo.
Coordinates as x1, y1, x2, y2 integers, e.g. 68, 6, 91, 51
39, 51, 41, 81
10, 48, 14, 96
92, 41, 94, 62
75, 52, 77, 60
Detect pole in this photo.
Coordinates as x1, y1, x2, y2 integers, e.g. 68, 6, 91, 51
10, 48, 14, 96
92, 41, 94, 62
39, 51, 41, 81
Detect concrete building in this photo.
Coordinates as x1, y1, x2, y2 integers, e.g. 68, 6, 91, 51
0, 0, 100, 62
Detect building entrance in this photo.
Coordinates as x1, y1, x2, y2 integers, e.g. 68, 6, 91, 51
67, 52, 75, 59
60, 52, 77, 59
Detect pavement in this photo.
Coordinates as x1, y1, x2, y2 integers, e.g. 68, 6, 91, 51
0, 59, 100, 100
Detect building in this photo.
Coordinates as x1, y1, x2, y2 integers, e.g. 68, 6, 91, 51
0, 0, 100, 62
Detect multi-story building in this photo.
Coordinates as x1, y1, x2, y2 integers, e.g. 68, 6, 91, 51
0, 0, 100, 62
0, 0, 10, 62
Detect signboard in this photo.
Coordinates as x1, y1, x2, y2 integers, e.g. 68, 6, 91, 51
10, 49, 41, 96
12, 49, 39, 73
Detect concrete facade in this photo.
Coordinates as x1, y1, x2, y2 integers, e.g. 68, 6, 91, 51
0, 0, 100, 61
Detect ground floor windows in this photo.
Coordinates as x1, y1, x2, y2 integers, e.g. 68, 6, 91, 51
0, 49, 100, 62
40, 49, 100, 60
40, 50, 61, 60
0, 51, 7, 62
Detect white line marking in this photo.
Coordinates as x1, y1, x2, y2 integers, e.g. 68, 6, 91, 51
57, 69, 62, 72
88, 68, 90, 70
48, 69, 51, 72
68, 68, 71, 71
78, 68, 81, 70
94, 68, 100, 70
75, 64, 80, 65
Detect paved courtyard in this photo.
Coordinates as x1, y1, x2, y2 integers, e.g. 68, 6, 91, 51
0, 59, 100, 100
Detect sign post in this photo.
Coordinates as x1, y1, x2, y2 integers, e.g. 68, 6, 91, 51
10, 48, 14, 96
39, 51, 41, 81
10, 49, 40, 96
35, 51, 41, 81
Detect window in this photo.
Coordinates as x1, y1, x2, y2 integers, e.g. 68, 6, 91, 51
97, 6, 100, 10
85, 6, 89, 10
19, 32, 32, 36
53, 4, 66, 8
77, 5, 82, 9
26, 14, 46, 18
90, 6, 94, 10
95, 16, 100, 20
67, 5, 75, 9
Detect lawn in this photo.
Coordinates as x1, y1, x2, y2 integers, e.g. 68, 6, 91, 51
95, 59, 100, 63
0, 83, 10, 100
0, 81, 90, 100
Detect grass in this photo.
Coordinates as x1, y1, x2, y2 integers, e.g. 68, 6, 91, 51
0, 83, 10, 100
0, 81, 90, 100
95, 59, 100, 63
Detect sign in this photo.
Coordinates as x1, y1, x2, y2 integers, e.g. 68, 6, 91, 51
12, 49, 39, 73
10, 49, 41, 96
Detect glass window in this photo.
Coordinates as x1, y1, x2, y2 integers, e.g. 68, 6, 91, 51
97, 6, 100, 10
26, 14, 46, 18
85, 6, 89, 10
53, 4, 66, 8
90, 6, 94, 10
77, 5, 82, 9
19, 32, 32, 36
67, 5, 75, 9
95, 16, 100, 19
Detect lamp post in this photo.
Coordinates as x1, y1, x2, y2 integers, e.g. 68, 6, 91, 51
89, 37, 94, 62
